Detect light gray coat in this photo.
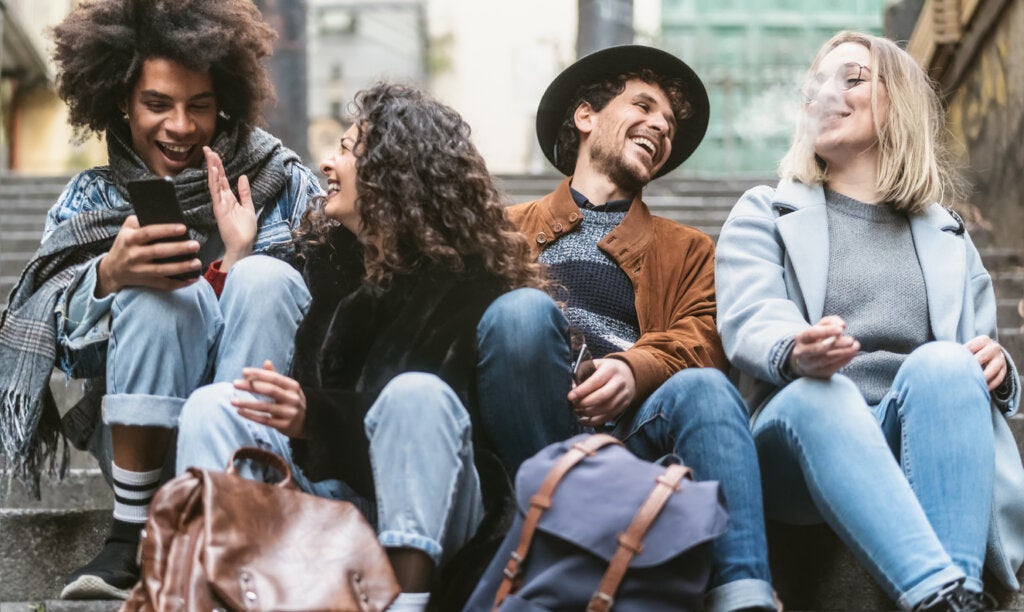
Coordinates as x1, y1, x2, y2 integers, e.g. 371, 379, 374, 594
715, 179, 1024, 589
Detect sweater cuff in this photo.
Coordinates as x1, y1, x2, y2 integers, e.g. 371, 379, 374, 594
771, 336, 798, 384
204, 260, 227, 297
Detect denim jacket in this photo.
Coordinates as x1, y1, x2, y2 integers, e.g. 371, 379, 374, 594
715, 179, 1024, 589
47, 164, 321, 377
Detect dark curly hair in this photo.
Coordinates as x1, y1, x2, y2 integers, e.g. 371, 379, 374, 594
49, 0, 276, 135
296, 83, 547, 292
552, 68, 692, 175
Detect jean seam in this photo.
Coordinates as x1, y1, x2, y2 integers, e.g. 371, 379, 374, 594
620, 411, 668, 446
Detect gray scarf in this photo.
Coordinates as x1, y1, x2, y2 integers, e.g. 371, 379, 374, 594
0, 119, 299, 496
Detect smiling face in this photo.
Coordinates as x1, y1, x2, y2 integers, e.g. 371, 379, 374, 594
576, 79, 676, 193
807, 42, 887, 169
126, 58, 217, 177
319, 122, 361, 233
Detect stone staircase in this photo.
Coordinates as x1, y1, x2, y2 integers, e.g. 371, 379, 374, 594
1, 172, 1023, 608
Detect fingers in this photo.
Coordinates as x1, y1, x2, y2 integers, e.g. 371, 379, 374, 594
971, 340, 1006, 390
964, 335, 992, 354
128, 223, 190, 246
237, 175, 254, 210
984, 358, 1007, 390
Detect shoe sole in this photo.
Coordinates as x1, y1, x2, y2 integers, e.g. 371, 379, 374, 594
60, 575, 131, 600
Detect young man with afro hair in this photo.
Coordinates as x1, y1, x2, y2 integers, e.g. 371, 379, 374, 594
0, 0, 321, 599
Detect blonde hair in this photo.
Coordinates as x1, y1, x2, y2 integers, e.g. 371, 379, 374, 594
778, 31, 964, 213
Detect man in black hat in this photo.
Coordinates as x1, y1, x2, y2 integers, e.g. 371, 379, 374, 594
476, 46, 777, 610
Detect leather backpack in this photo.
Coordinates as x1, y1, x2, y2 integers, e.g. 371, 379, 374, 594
464, 434, 728, 611
122, 447, 400, 611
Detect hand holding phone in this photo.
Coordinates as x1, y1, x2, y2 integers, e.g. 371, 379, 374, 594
572, 343, 596, 384
125, 177, 201, 281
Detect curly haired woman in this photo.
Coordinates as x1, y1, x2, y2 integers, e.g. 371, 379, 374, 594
175, 83, 548, 611
0, 0, 321, 599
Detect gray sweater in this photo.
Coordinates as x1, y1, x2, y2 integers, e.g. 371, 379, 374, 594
822, 189, 932, 404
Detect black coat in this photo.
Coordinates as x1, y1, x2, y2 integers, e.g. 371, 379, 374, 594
288, 226, 511, 501
286, 228, 518, 605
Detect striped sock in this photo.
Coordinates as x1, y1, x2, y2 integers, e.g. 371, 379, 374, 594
111, 463, 161, 524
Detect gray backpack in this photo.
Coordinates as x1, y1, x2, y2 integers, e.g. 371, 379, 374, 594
465, 434, 728, 611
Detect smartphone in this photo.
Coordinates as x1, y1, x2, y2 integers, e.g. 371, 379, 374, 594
572, 343, 596, 384
125, 177, 200, 280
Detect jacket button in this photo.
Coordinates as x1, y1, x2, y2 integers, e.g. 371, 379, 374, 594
553, 223, 564, 233
536, 233, 548, 244
569, 213, 579, 222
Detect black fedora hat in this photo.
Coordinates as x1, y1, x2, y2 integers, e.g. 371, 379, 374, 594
536, 44, 709, 179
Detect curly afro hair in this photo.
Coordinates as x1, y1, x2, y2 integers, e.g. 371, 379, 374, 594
50, 0, 277, 135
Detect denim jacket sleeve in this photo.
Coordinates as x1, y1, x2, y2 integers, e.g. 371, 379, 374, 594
252, 162, 321, 255
47, 170, 124, 377
715, 184, 812, 387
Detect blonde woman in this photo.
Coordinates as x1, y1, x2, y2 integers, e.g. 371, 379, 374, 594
716, 31, 1023, 611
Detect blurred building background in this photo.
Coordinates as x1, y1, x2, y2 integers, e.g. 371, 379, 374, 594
0, 0, 1022, 250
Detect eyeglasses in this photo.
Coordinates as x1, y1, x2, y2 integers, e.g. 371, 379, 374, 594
802, 62, 871, 104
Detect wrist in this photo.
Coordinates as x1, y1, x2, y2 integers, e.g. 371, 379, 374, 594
94, 256, 120, 298
222, 247, 253, 272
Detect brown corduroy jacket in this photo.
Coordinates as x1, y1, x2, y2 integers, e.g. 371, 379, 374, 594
507, 177, 728, 402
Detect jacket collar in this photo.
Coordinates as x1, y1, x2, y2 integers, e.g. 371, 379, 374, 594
771, 179, 966, 336
541, 177, 653, 264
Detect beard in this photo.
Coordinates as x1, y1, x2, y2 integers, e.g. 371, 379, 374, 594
589, 137, 651, 195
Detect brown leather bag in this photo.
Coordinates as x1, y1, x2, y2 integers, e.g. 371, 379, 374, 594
122, 446, 400, 611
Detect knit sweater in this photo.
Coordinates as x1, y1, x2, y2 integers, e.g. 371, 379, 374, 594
822, 189, 932, 404
538, 190, 640, 358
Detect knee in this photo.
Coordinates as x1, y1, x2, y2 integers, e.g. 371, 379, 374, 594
903, 341, 983, 385
374, 373, 467, 430
222, 255, 305, 302
112, 283, 217, 336
177, 382, 236, 443
478, 288, 563, 339
657, 368, 748, 425
767, 375, 868, 433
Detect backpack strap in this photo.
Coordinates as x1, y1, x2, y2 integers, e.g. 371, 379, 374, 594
493, 434, 623, 609
586, 463, 692, 612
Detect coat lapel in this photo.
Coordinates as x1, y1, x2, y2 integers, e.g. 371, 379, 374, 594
774, 181, 829, 322
910, 207, 965, 340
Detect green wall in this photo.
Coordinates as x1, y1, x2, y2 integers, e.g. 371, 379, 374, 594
660, 0, 885, 176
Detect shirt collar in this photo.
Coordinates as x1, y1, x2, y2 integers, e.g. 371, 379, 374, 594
569, 186, 632, 213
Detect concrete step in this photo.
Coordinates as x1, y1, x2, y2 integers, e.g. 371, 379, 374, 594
0, 508, 110, 602
0, 602, 120, 611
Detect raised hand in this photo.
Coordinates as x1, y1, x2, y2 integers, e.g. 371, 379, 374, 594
205, 146, 256, 271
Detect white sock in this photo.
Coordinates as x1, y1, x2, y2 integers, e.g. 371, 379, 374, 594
386, 591, 430, 612
111, 463, 161, 524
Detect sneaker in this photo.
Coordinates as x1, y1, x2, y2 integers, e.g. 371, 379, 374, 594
913, 579, 995, 612
60, 519, 141, 600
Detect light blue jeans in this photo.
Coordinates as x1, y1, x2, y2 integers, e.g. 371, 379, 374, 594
752, 342, 993, 609
85, 255, 310, 476
176, 372, 484, 566
102, 255, 311, 427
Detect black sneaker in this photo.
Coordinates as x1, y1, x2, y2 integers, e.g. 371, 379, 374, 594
913, 579, 995, 612
60, 519, 141, 600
